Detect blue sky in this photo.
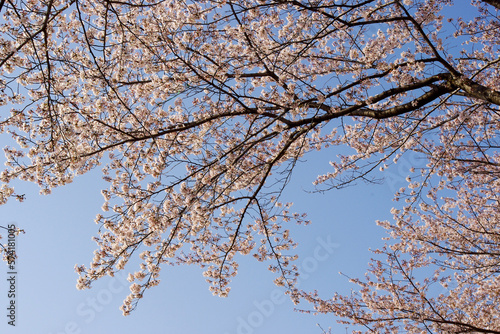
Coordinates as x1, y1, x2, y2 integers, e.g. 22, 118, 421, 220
0, 139, 403, 334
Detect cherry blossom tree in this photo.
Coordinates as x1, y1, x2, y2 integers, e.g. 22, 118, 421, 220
0, 0, 499, 331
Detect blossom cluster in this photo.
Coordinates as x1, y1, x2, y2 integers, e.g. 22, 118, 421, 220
0, 0, 499, 330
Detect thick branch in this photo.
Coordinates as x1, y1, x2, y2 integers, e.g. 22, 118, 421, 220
481, 0, 500, 10
449, 75, 500, 106
349, 84, 455, 119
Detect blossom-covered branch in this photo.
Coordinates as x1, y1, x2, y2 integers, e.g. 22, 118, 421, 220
0, 0, 499, 331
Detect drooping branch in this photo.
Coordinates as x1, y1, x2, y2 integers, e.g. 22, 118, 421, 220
1, 1, 500, 330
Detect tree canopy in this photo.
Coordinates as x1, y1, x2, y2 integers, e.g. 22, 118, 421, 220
1, 0, 499, 332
